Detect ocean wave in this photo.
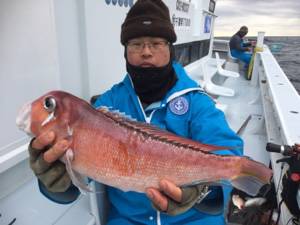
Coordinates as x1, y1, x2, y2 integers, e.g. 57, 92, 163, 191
265, 37, 300, 93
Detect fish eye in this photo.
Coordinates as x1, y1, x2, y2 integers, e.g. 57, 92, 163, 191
43, 96, 56, 112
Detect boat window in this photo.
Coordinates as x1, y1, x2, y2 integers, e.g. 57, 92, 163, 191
190, 42, 200, 63
174, 45, 190, 66
209, 0, 216, 13
174, 40, 210, 66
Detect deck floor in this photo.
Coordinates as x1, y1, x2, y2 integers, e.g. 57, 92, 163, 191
216, 60, 270, 165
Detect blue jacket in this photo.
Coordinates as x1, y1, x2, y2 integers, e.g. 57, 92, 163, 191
39, 62, 243, 225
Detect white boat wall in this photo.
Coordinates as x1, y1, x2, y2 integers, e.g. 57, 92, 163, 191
0, 0, 299, 225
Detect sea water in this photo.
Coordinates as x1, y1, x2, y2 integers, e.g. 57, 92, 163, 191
264, 36, 300, 93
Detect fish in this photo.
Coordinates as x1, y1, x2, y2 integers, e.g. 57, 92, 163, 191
232, 195, 267, 210
16, 90, 272, 196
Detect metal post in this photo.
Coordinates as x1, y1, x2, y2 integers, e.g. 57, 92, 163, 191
89, 181, 101, 225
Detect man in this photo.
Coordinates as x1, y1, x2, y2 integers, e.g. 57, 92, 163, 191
28, 0, 243, 224
229, 26, 252, 68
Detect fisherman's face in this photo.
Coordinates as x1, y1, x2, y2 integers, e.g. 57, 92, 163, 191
126, 37, 170, 67
240, 29, 248, 37
241, 31, 248, 37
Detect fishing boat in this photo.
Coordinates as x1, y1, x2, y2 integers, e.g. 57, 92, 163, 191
0, 0, 299, 224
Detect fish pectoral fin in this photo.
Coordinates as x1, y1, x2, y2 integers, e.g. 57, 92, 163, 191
65, 149, 92, 194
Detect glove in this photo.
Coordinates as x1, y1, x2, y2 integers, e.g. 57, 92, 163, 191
29, 138, 72, 192
166, 184, 210, 215
153, 184, 210, 216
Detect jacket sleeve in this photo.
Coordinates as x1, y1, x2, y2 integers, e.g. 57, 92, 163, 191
93, 89, 115, 108
242, 41, 252, 48
231, 35, 249, 52
38, 181, 80, 204
189, 92, 244, 214
189, 92, 243, 156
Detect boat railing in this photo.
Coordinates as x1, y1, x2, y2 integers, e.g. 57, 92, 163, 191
213, 39, 229, 52
252, 45, 300, 146
213, 39, 238, 62
253, 45, 300, 224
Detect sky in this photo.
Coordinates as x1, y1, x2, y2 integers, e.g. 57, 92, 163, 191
214, 0, 300, 37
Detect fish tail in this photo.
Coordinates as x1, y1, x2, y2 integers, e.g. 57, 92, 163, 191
231, 158, 272, 196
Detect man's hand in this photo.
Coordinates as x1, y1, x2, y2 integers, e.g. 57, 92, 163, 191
31, 131, 70, 163
146, 179, 182, 212
29, 131, 72, 192
146, 179, 209, 216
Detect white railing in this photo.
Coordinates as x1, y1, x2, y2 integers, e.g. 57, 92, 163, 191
213, 39, 238, 62
259, 47, 300, 146
257, 46, 300, 224
0, 142, 29, 173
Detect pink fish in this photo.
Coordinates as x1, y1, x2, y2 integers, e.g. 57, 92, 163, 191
16, 90, 272, 196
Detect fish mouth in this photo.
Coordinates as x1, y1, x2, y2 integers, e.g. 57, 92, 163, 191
16, 102, 32, 135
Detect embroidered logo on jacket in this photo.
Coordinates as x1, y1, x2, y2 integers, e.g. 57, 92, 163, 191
169, 96, 189, 115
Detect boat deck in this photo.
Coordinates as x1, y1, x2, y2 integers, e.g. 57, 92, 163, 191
216, 59, 270, 166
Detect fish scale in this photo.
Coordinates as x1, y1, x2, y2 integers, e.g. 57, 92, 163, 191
16, 90, 272, 196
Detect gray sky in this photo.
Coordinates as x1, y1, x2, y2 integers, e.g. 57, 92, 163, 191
214, 0, 300, 36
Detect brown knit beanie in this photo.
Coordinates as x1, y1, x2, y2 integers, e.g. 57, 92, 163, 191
120, 0, 177, 45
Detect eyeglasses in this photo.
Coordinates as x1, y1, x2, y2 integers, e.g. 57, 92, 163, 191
127, 40, 169, 53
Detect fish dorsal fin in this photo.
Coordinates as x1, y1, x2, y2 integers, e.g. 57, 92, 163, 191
97, 107, 228, 152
